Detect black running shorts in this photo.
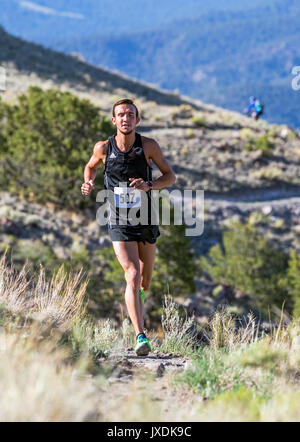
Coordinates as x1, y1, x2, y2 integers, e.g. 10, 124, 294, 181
108, 225, 160, 244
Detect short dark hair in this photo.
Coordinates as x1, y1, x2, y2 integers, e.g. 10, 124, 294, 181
112, 99, 139, 118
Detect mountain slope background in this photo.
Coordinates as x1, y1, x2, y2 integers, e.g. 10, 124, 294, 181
0, 0, 299, 128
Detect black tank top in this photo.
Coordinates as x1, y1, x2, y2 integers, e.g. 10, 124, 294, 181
103, 132, 156, 227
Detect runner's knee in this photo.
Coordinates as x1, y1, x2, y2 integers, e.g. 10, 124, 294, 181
124, 266, 141, 287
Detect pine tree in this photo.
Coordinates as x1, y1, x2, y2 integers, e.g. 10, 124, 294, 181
281, 250, 300, 318
0, 86, 114, 209
201, 220, 291, 313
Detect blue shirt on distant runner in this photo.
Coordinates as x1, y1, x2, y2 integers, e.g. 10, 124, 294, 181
247, 96, 262, 114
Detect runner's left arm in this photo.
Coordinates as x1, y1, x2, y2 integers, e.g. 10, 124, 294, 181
129, 139, 176, 191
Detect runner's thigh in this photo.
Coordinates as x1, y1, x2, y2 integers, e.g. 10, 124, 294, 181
112, 241, 140, 273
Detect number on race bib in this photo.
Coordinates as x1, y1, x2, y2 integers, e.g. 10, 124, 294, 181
114, 187, 141, 208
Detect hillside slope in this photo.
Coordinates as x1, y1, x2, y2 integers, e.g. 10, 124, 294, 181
1, 26, 300, 196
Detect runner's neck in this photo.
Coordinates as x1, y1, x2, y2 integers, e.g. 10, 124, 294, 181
115, 131, 136, 153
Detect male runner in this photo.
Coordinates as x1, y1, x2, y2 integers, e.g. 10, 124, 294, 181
81, 99, 176, 356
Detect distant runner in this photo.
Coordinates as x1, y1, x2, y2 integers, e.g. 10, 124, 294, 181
244, 96, 264, 120
81, 99, 176, 355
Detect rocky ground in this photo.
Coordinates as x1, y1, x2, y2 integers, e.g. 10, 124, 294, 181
96, 349, 199, 422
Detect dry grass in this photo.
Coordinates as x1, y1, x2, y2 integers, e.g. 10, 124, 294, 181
204, 308, 259, 351
0, 251, 88, 328
251, 166, 283, 181
160, 295, 197, 356
69, 317, 120, 358
0, 327, 101, 421
121, 317, 136, 349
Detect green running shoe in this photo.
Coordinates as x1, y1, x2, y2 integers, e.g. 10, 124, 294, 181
139, 288, 145, 305
135, 333, 151, 356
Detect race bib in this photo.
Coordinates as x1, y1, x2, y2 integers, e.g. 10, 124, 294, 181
114, 187, 141, 208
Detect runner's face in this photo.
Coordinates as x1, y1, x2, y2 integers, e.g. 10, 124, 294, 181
112, 104, 139, 135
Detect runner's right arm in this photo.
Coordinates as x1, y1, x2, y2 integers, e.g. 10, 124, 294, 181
81, 141, 108, 195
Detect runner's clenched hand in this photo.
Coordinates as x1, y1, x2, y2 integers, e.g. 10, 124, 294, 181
129, 177, 150, 191
81, 179, 95, 195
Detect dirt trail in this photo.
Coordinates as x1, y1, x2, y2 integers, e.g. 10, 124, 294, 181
97, 349, 201, 421
171, 186, 300, 212
204, 186, 300, 204
107, 349, 188, 379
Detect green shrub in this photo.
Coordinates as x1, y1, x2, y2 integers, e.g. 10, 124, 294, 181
152, 223, 196, 300
239, 339, 287, 369
252, 166, 283, 181
200, 220, 291, 313
67, 317, 119, 360
280, 250, 300, 318
11, 238, 57, 270
186, 128, 195, 138
0, 87, 114, 210
94, 246, 125, 302
208, 386, 263, 421
244, 134, 274, 156
191, 115, 207, 127
0, 97, 7, 151
240, 128, 255, 140
179, 348, 244, 399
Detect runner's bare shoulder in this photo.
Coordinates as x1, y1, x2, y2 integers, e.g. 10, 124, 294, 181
141, 135, 174, 175
141, 135, 159, 149
141, 136, 161, 167
94, 140, 109, 157
89, 140, 109, 168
